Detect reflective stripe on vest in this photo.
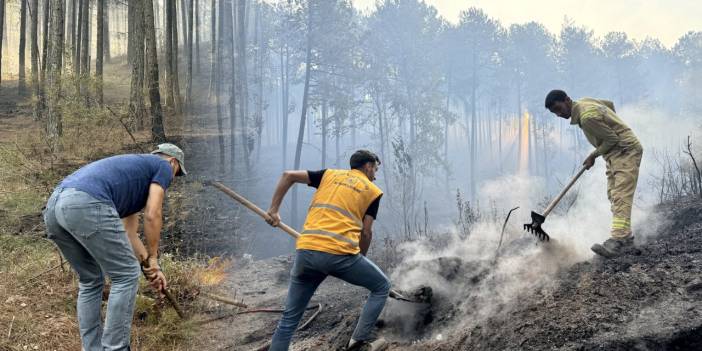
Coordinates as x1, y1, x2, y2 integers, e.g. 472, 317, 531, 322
309, 203, 363, 228
301, 229, 359, 248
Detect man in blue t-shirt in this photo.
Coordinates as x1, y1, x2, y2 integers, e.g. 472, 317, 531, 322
43, 143, 187, 351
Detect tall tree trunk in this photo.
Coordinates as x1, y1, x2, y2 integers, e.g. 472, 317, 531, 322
470, 69, 477, 201
194, 0, 199, 73
72, 0, 79, 73
103, 1, 110, 63
281, 47, 289, 169
46, 0, 65, 152
214, 0, 224, 172
229, 0, 236, 169
96, 0, 104, 105
185, 0, 193, 109
164, 0, 173, 107
291, 5, 312, 228
128, 0, 145, 129
30, 0, 41, 119
254, 0, 263, 162
0, 0, 5, 87
144, 0, 165, 141
374, 93, 391, 196
79, 0, 88, 74
19, 0, 28, 94
321, 99, 327, 168
179, 0, 187, 48
79, 0, 88, 101
170, 0, 182, 114
41, 0, 49, 81
236, 0, 249, 169
207, 0, 215, 96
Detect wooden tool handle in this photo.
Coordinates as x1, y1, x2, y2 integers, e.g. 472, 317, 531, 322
542, 166, 587, 218
210, 181, 301, 239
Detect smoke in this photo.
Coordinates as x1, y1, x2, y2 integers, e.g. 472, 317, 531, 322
384, 102, 698, 340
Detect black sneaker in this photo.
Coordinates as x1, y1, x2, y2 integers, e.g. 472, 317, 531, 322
591, 236, 635, 258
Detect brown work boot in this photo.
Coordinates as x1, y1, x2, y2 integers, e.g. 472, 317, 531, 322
591, 236, 636, 258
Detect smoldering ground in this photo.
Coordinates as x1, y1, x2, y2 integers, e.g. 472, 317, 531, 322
378, 104, 698, 342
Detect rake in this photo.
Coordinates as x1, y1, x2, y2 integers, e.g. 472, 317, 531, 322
524, 166, 587, 241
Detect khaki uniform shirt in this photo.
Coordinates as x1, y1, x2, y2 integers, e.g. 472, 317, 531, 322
570, 97, 641, 159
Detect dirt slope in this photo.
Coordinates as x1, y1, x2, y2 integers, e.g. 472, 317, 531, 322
200, 197, 702, 351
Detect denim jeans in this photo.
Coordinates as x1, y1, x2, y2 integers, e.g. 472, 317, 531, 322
43, 188, 140, 351
269, 249, 391, 351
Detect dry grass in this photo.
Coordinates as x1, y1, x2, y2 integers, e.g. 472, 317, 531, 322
0, 63, 204, 350
0, 235, 216, 351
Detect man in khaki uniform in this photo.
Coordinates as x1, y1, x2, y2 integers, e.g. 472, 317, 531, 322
545, 89, 643, 258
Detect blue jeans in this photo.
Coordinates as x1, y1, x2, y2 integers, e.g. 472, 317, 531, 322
43, 188, 140, 351
269, 249, 391, 351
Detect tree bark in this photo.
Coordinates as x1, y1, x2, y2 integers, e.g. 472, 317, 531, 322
207, 0, 215, 96
30, 0, 41, 119
144, 0, 165, 141
128, 0, 146, 129
164, 0, 173, 107
194, 0, 199, 73
0, 0, 5, 87
170, 0, 182, 114
79, 0, 88, 75
19, 0, 28, 94
214, 0, 224, 172
236, 0, 249, 169
185, 0, 193, 109
291, 4, 312, 228
229, 0, 237, 169
179, 0, 187, 48
41, 0, 49, 81
103, 1, 110, 63
46, 0, 65, 151
281, 47, 289, 169
321, 99, 327, 168
96, 0, 104, 105
71, 0, 79, 73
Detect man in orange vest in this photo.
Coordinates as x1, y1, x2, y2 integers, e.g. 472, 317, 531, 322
266, 150, 389, 351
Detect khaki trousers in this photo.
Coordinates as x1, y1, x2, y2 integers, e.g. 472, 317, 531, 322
605, 146, 643, 239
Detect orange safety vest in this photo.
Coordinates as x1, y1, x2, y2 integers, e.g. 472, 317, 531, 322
297, 169, 383, 255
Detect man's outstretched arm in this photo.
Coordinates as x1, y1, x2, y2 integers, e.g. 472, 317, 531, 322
266, 170, 310, 226
359, 215, 375, 256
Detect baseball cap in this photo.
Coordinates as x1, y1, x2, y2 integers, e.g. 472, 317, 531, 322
151, 143, 187, 176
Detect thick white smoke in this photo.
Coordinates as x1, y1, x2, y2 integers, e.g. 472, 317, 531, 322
385, 103, 699, 339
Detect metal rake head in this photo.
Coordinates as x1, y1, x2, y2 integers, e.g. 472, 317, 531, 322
523, 211, 550, 241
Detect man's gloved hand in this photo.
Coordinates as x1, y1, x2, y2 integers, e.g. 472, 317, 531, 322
583, 154, 597, 170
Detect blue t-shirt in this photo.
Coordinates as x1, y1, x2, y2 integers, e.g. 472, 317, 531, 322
59, 154, 173, 218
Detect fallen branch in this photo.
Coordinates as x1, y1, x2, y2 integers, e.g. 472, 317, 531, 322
195, 303, 322, 326
495, 207, 520, 262
202, 292, 248, 308
20, 262, 64, 288
7, 315, 14, 338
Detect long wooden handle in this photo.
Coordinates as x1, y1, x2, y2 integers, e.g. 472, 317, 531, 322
542, 166, 587, 218
211, 181, 420, 303
210, 181, 301, 239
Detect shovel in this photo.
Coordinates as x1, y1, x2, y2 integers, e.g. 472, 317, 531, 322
209, 181, 430, 304
524, 166, 587, 241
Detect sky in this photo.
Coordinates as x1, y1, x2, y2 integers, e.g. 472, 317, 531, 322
351, 0, 702, 48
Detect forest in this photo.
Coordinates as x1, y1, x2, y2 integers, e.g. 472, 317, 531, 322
1, 0, 701, 349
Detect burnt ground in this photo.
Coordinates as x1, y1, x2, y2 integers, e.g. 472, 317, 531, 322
192, 196, 702, 351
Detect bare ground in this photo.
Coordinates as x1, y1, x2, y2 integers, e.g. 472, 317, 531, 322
189, 196, 702, 351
